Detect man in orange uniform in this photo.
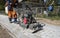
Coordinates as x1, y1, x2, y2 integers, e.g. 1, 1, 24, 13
5, 0, 17, 23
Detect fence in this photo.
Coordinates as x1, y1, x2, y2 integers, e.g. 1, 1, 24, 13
16, 6, 60, 17
17, 7, 46, 14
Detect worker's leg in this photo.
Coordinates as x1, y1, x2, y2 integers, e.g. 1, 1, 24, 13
12, 10, 17, 22
14, 14, 17, 22
8, 11, 12, 22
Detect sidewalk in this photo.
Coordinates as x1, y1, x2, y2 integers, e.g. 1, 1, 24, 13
0, 15, 40, 38
0, 15, 60, 38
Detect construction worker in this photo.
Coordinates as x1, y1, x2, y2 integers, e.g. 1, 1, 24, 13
5, 0, 17, 23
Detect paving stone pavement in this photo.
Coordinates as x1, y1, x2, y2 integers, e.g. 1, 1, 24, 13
0, 15, 60, 38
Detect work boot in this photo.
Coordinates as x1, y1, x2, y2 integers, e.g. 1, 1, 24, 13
10, 18, 18, 23
12, 18, 15, 22
14, 18, 17, 22
14, 18, 19, 24
9, 18, 12, 23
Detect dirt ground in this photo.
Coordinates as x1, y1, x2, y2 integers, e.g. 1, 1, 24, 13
36, 18, 60, 26
0, 25, 12, 38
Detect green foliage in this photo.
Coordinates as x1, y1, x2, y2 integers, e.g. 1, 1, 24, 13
58, 12, 60, 16
36, 13, 60, 20
48, 12, 56, 17
35, 13, 47, 18
47, 16, 60, 20
0, 5, 4, 11
0, 0, 5, 11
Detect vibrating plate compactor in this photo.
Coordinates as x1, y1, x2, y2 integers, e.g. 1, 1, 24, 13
18, 13, 45, 33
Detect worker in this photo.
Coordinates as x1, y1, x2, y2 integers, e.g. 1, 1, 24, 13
5, 0, 17, 23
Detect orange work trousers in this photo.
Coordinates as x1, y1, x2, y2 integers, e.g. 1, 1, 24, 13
8, 10, 17, 18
